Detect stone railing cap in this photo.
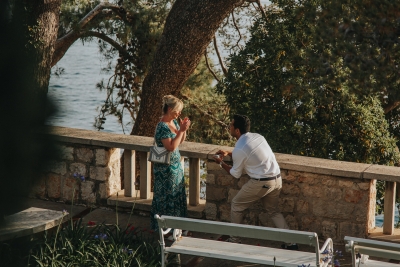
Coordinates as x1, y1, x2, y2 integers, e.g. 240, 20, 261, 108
36, 126, 400, 182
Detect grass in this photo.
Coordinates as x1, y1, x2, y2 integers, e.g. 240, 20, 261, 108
1, 216, 161, 267
1, 188, 162, 267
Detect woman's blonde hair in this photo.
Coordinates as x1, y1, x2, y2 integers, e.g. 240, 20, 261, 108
162, 95, 183, 114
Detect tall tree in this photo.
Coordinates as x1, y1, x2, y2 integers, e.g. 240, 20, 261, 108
50, 0, 263, 137
130, 0, 250, 137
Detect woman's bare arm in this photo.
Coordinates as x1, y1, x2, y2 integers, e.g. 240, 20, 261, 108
160, 118, 190, 151
161, 130, 186, 151
180, 131, 186, 144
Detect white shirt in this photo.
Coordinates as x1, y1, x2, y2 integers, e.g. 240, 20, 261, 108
229, 132, 280, 179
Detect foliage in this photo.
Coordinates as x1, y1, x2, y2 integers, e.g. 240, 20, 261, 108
305, 0, 400, 146
218, 0, 400, 165
180, 57, 234, 146
217, 0, 400, 215
0, 218, 161, 267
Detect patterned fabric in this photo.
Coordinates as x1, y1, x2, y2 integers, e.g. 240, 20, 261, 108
150, 120, 187, 231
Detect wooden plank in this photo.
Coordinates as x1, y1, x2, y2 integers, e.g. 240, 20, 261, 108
383, 181, 396, 235
124, 150, 136, 197
166, 237, 323, 267
189, 158, 200, 206
139, 151, 151, 199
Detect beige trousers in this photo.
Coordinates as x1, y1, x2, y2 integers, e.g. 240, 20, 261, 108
231, 177, 289, 229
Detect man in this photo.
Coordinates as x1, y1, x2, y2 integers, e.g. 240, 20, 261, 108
214, 114, 297, 249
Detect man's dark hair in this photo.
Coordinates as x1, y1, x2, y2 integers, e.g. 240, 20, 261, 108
233, 114, 250, 134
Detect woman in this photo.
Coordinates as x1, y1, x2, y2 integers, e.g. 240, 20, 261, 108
150, 95, 191, 231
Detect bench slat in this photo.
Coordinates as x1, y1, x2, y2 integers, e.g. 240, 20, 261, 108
159, 216, 318, 246
166, 237, 327, 267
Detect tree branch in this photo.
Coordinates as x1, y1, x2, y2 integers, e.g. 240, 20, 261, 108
74, 2, 120, 32
255, 0, 267, 19
204, 49, 220, 82
384, 100, 400, 114
180, 94, 229, 129
231, 11, 243, 49
213, 35, 228, 77
85, 31, 129, 58
51, 2, 122, 67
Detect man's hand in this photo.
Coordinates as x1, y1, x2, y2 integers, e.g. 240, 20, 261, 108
213, 151, 232, 174
216, 150, 231, 157
213, 154, 223, 164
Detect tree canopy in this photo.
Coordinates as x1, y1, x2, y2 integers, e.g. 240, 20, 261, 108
217, 0, 400, 165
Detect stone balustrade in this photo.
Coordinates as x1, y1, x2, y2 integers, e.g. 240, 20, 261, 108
32, 126, 400, 243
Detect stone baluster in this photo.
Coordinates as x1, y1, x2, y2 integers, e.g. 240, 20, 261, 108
189, 157, 200, 206
139, 151, 151, 199
383, 181, 397, 235
124, 150, 136, 197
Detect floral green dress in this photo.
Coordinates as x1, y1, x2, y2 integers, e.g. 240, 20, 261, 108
150, 120, 187, 231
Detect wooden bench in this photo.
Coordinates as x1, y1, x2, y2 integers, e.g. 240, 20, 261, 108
155, 215, 334, 267
344, 236, 400, 267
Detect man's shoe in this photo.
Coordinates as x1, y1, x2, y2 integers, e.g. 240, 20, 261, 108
281, 243, 299, 250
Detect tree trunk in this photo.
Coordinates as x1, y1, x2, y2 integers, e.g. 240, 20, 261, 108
131, 0, 244, 137
29, 0, 61, 97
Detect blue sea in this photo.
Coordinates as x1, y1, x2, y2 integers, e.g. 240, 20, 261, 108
48, 41, 124, 134
376, 210, 399, 227
48, 40, 399, 228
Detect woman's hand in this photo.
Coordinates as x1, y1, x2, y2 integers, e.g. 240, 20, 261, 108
163, 117, 190, 151
179, 117, 191, 132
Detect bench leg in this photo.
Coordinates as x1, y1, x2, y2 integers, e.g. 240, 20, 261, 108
346, 241, 357, 267
158, 227, 167, 267
161, 252, 166, 267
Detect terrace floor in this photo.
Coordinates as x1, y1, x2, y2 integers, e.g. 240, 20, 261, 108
368, 227, 400, 243
2, 198, 400, 266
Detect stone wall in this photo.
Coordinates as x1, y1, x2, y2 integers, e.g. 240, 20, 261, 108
34, 126, 400, 244
30, 143, 121, 206
205, 159, 376, 244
